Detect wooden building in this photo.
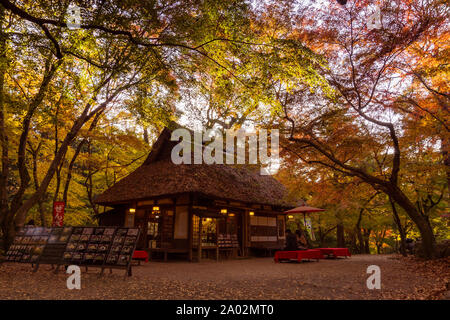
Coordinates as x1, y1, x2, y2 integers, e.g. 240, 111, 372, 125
94, 127, 298, 261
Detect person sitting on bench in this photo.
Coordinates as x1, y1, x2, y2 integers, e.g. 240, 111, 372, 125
284, 229, 298, 251
295, 229, 309, 250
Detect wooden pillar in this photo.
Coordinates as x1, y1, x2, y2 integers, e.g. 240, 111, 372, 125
188, 200, 193, 262
197, 216, 202, 262
188, 206, 194, 261
216, 219, 219, 262
242, 211, 247, 257
144, 210, 149, 249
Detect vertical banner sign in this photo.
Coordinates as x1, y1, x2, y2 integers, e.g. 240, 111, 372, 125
52, 201, 65, 227
304, 217, 316, 241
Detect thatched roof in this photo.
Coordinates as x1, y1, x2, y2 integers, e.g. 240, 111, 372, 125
94, 127, 294, 207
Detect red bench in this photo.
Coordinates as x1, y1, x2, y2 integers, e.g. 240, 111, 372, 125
318, 248, 351, 258
274, 249, 324, 263
132, 250, 149, 264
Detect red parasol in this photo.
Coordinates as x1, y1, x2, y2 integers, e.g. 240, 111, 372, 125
284, 206, 326, 231
284, 206, 325, 214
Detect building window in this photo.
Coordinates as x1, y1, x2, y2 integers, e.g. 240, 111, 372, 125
193, 216, 217, 247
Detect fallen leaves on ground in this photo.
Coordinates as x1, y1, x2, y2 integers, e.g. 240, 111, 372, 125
0, 254, 448, 300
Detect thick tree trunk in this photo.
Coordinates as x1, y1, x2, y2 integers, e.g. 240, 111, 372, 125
336, 223, 345, 248
0, 6, 9, 229
2, 218, 15, 250
0, 8, 11, 250
388, 185, 436, 259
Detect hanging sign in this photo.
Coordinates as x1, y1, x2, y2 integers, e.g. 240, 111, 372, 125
52, 201, 65, 227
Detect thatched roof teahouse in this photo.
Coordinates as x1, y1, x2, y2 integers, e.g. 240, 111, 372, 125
95, 126, 299, 261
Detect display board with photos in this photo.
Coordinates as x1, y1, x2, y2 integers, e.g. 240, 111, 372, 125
62, 227, 140, 273
63, 226, 116, 266
104, 227, 140, 267
4, 226, 67, 264
38, 227, 73, 265
4, 226, 140, 275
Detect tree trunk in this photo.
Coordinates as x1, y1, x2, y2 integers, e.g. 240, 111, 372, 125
389, 196, 406, 256
13, 102, 96, 228
356, 228, 364, 254
2, 217, 15, 250
62, 110, 103, 207
355, 208, 364, 254
350, 231, 357, 253
0, 6, 9, 229
10, 57, 62, 216
53, 161, 63, 203
336, 223, 345, 248
53, 102, 64, 204
388, 185, 436, 259
85, 141, 99, 215
441, 135, 450, 195
62, 143, 83, 206
363, 228, 371, 254
30, 141, 47, 227
318, 225, 324, 247
375, 230, 384, 254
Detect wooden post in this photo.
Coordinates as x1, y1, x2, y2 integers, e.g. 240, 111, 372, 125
188, 207, 193, 262
144, 210, 149, 250
241, 211, 247, 257
216, 219, 219, 262
197, 216, 202, 262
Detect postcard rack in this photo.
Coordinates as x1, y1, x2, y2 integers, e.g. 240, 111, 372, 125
4, 226, 140, 277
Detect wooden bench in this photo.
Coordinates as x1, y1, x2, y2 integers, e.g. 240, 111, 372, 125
250, 246, 282, 257
148, 248, 189, 261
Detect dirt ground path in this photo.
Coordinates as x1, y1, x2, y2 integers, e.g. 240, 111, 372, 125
0, 254, 448, 300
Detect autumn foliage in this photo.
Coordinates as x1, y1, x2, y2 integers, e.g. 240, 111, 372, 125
0, 0, 447, 259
